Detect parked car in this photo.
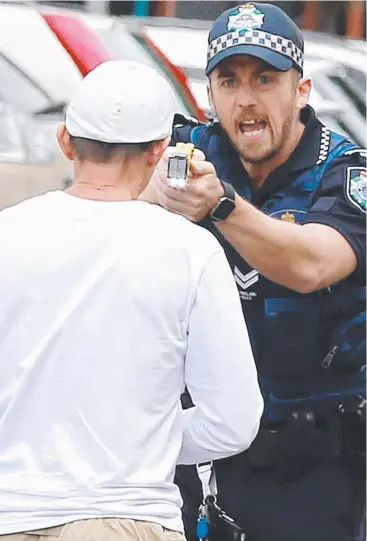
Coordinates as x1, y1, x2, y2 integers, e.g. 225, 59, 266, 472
306, 58, 366, 147
0, 2, 205, 209
0, 2, 80, 209
0, 100, 71, 210
303, 30, 366, 103
38, 6, 204, 119
0, 3, 81, 110
136, 17, 366, 146
71, 10, 205, 120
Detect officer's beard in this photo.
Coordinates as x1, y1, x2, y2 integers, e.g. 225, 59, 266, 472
236, 114, 293, 165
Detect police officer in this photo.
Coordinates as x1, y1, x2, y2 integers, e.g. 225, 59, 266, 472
144, 3, 367, 541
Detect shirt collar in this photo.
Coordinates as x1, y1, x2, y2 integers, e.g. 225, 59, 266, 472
285, 105, 329, 173
251, 106, 332, 202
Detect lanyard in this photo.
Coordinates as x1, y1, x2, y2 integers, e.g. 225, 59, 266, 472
197, 461, 217, 502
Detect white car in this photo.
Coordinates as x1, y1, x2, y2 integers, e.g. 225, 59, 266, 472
0, 100, 71, 211
0, 3, 201, 210
0, 2, 82, 209
0, 3, 82, 111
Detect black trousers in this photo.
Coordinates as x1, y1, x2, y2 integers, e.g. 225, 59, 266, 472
175, 453, 365, 541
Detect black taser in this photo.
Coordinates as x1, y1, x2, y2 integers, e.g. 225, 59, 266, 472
207, 496, 246, 541
197, 495, 246, 541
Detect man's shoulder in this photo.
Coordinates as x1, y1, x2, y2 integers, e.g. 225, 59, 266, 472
321, 125, 366, 167
328, 140, 366, 166
171, 113, 213, 146
151, 205, 221, 253
321, 133, 366, 184
312, 126, 366, 185
0, 192, 50, 219
172, 113, 202, 132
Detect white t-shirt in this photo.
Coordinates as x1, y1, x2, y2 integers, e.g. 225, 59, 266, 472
0, 191, 263, 534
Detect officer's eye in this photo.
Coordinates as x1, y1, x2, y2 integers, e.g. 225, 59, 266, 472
258, 75, 271, 85
222, 78, 236, 88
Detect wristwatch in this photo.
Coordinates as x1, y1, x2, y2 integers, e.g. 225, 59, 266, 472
210, 181, 236, 222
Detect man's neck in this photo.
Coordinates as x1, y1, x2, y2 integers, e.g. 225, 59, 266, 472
66, 183, 137, 202
66, 161, 151, 202
241, 120, 305, 190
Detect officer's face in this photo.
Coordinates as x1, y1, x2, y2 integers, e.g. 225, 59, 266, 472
209, 55, 309, 164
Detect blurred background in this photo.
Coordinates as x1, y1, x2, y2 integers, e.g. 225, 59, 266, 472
0, 0, 366, 210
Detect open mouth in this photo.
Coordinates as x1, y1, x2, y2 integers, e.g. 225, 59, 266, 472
239, 120, 267, 137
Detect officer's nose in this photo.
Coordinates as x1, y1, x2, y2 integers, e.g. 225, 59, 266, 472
236, 86, 258, 108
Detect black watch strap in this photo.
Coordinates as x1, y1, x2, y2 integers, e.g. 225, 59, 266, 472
222, 181, 236, 200
210, 181, 236, 222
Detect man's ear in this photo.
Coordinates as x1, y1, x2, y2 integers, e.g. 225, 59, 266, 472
296, 77, 312, 111
57, 124, 74, 161
147, 136, 171, 168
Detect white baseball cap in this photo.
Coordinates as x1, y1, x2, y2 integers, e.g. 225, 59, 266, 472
65, 60, 177, 144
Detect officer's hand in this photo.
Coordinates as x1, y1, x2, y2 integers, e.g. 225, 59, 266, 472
154, 147, 224, 222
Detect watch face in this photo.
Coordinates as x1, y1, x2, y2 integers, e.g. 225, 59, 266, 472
211, 196, 236, 221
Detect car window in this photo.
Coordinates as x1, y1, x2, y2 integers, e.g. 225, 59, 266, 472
0, 52, 51, 115
143, 26, 208, 70
97, 25, 160, 70
312, 72, 366, 146
328, 68, 366, 118
344, 67, 366, 95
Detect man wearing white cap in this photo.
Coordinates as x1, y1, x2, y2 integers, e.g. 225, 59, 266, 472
0, 60, 263, 540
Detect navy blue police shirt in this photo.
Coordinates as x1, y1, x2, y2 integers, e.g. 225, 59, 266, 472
172, 106, 366, 419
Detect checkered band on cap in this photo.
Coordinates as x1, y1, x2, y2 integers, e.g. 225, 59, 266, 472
208, 29, 304, 71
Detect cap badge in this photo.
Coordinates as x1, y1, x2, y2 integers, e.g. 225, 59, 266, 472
280, 211, 296, 223
227, 4, 265, 32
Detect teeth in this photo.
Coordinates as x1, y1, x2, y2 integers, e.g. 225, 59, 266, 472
242, 120, 263, 125
243, 129, 264, 136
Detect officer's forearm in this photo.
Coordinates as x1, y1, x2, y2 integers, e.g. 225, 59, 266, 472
216, 195, 357, 293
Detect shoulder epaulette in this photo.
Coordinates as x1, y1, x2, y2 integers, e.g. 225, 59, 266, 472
173, 113, 201, 128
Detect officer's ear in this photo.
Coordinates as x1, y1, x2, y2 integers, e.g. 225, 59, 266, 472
296, 76, 312, 111
207, 83, 217, 117
57, 124, 74, 161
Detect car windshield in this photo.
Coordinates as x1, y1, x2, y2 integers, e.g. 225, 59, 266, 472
94, 24, 191, 116
98, 25, 160, 69
144, 25, 208, 71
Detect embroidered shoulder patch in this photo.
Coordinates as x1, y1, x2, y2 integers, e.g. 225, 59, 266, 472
346, 167, 367, 213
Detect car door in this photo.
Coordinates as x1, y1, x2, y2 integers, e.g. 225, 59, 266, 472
0, 101, 71, 211
0, 100, 32, 210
